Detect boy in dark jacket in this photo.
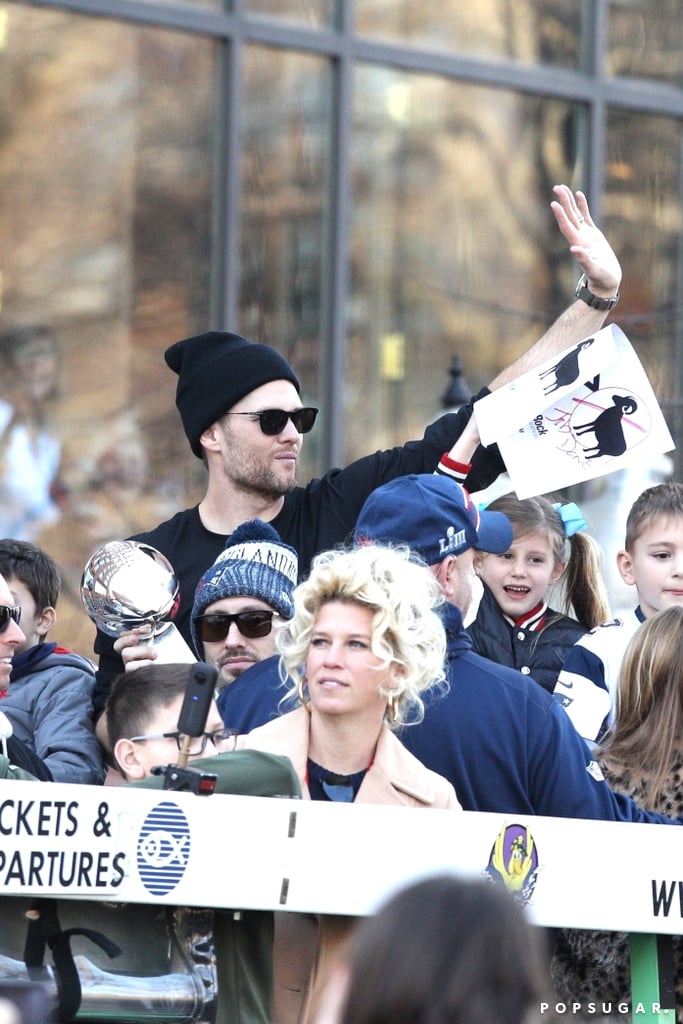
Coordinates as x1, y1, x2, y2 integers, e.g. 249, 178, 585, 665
0, 539, 104, 784
107, 661, 300, 1024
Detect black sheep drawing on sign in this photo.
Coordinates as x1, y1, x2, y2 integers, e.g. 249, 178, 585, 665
539, 338, 595, 396
573, 394, 638, 460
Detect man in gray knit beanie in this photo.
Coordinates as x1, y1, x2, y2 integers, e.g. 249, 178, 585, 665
191, 518, 298, 691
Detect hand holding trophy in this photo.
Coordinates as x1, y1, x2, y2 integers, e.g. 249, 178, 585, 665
80, 540, 196, 663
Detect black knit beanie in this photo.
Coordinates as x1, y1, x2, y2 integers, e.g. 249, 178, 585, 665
164, 331, 301, 458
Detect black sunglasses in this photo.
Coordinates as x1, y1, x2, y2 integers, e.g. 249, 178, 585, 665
194, 610, 276, 642
226, 407, 318, 436
0, 605, 21, 634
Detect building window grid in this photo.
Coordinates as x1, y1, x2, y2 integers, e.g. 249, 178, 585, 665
13, 0, 683, 475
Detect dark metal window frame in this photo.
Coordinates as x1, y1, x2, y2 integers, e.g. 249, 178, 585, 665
15, 0, 683, 468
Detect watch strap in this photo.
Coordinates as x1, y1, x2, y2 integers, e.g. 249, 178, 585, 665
574, 273, 619, 312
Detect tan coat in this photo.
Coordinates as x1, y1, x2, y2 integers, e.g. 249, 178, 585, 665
239, 707, 461, 1022
239, 705, 460, 809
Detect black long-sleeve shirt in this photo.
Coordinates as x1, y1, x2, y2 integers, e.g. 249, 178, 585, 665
93, 390, 503, 711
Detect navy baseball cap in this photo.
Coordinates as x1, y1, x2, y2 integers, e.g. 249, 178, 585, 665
354, 474, 513, 564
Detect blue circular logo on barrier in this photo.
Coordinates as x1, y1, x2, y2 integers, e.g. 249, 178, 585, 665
136, 801, 191, 896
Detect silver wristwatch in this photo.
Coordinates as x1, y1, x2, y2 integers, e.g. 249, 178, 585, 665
574, 273, 619, 312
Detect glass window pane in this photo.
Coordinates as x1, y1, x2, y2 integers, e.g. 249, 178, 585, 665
239, 45, 332, 479
605, 109, 683, 464
347, 64, 583, 463
607, 0, 683, 84
0, 4, 215, 655
245, 0, 337, 29
579, 109, 683, 609
136, 0, 219, 6
354, 0, 583, 69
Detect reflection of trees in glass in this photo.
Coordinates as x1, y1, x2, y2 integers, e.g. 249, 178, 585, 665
0, 10, 213, 512
605, 109, 683, 479
607, 0, 683, 85
0, 324, 64, 541
238, 46, 330, 480
239, 48, 329, 360
347, 64, 581, 460
245, 0, 334, 29
0, 7, 215, 657
354, 0, 582, 68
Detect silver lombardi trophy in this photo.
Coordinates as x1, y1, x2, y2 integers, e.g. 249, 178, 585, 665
80, 540, 196, 663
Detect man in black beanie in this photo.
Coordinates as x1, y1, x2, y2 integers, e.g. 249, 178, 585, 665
93, 184, 622, 704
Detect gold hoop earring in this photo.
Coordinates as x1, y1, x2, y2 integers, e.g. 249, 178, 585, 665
386, 692, 400, 725
297, 678, 310, 710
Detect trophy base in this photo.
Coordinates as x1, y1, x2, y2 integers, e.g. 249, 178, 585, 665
151, 623, 196, 664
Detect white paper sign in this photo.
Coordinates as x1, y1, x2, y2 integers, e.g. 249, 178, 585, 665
474, 324, 674, 500
475, 325, 619, 447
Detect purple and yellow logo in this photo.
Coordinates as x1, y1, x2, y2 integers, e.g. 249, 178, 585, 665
485, 822, 538, 905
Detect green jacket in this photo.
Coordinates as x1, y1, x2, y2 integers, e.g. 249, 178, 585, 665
132, 748, 301, 798
133, 748, 301, 1024
0, 750, 300, 1024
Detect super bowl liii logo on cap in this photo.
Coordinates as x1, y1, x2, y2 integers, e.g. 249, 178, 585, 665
439, 526, 467, 557
137, 801, 191, 896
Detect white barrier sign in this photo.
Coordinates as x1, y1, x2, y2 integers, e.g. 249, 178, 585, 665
0, 779, 682, 934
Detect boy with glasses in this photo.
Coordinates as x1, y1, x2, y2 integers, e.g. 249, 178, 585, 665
106, 661, 296, 793
107, 662, 234, 780
103, 661, 300, 1024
